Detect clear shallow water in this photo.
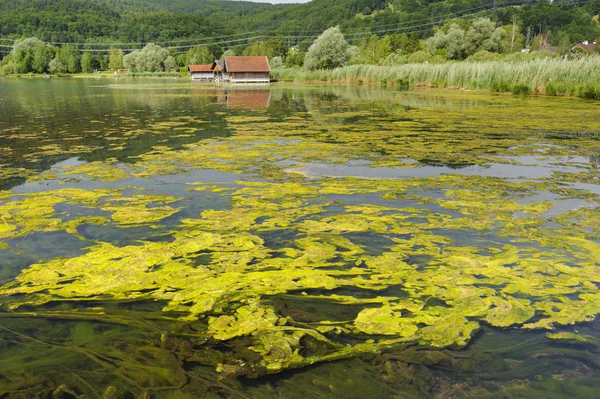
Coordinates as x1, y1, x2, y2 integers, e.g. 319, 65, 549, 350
1, 78, 600, 398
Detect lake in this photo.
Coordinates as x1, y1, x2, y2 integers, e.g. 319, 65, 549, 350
1, 77, 600, 398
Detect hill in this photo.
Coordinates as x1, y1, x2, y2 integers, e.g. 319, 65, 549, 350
0, 0, 598, 57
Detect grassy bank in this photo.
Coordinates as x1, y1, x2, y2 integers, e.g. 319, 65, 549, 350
272, 56, 600, 99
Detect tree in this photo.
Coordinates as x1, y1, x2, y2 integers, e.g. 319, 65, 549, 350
304, 26, 353, 70
353, 35, 393, 64
57, 45, 81, 73
11, 37, 44, 54
81, 52, 94, 73
49, 57, 67, 74
464, 18, 504, 56
265, 36, 288, 58
123, 52, 139, 72
32, 44, 56, 73
186, 45, 214, 64
285, 49, 305, 67
428, 24, 466, 60
176, 54, 187, 67
164, 56, 177, 71
270, 56, 284, 68
501, 19, 525, 53
123, 44, 170, 72
243, 42, 268, 57
222, 49, 236, 57
428, 18, 505, 60
109, 48, 124, 71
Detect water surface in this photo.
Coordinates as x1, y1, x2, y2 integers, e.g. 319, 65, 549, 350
1, 78, 600, 398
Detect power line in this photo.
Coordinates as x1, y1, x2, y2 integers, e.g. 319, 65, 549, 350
0, 0, 590, 54
0, 0, 507, 49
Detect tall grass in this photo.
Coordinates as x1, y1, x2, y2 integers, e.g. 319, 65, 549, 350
271, 55, 600, 99
128, 71, 185, 77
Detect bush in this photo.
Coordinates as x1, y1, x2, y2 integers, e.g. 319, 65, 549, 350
511, 83, 532, 95
576, 84, 600, 100
407, 51, 432, 64
491, 81, 511, 92
467, 50, 503, 62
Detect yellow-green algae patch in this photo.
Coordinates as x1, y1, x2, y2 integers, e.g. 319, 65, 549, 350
2, 97, 600, 380
2, 170, 600, 376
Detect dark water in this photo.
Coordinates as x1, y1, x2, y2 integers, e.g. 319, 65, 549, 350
1, 77, 600, 398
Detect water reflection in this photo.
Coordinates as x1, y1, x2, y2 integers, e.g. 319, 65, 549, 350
1, 78, 600, 398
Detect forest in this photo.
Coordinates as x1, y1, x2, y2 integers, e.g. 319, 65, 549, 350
0, 0, 599, 76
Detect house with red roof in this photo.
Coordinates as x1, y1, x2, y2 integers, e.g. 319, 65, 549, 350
188, 64, 214, 81
212, 56, 270, 83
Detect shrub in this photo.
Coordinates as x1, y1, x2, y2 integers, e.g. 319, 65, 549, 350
511, 84, 532, 95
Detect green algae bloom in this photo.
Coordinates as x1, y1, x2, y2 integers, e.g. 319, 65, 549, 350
1, 83, 600, 397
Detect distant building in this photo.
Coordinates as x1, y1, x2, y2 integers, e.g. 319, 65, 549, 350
572, 40, 598, 52
212, 60, 229, 82
212, 56, 270, 84
188, 64, 214, 80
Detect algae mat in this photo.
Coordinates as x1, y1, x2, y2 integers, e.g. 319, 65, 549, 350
1, 79, 600, 398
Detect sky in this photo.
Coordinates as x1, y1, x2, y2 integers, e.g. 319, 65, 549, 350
243, 0, 312, 3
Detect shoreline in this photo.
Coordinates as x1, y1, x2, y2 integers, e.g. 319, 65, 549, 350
3, 59, 600, 100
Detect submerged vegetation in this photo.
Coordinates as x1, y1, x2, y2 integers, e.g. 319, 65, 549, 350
1, 82, 600, 396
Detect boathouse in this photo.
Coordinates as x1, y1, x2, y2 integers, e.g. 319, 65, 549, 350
188, 64, 214, 80
212, 56, 270, 83
212, 60, 229, 82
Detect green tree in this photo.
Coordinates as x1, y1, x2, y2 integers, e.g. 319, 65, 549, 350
81, 52, 94, 73
123, 51, 139, 72
243, 42, 268, 57
186, 45, 214, 64
123, 43, 170, 72
49, 57, 67, 74
270, 56, 284, 68
285, 49, 305, 67
32, 44, 55, 73
109, 48, 124, 71
265, 36, 288, 58
501, 19, 525, 53
463, 18, 504, 56
304, 26, 353, 70
57, 45, 81, 73
353, 35, 393, 64
164, 56, 177, 71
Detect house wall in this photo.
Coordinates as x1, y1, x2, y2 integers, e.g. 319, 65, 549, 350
230, 72, 270, 83
215, 72, 230, 82
191, 72, 214, 80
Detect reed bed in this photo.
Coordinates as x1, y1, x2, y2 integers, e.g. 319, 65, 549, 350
272, 56, 600, 99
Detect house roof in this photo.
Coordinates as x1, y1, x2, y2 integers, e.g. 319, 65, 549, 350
224, 56, 270, 73
573, 43, 597, 52
188, 64, 213, 73
211, 60, 225, 72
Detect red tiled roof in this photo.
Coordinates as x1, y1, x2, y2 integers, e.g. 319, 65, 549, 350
188, 64, 213, 72
224, 56, 270, 73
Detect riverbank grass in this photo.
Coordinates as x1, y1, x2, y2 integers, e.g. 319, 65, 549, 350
272, 55, 600, 99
